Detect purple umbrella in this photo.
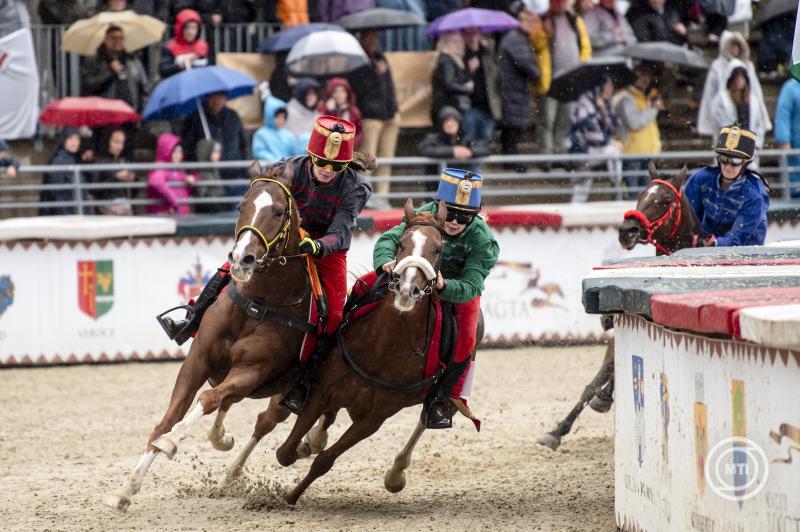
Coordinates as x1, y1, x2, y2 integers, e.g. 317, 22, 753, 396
426, 8, 519, 37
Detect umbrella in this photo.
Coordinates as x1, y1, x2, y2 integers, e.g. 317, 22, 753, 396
426, 8, 519, 37
258, 23, 345, 53
143, 66, 256, 139
61, 10, 165, 56
549, 58, 635, 102
286, 30, 369, 77
335, 8, 425, 30
617, 42, 709, 70
40, 97, 140, 127
753, 0, 796, 28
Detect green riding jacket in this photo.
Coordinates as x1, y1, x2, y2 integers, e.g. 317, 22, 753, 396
372, 202, 500, 303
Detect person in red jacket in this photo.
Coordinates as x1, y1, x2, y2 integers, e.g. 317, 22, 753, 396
159, 9, 209, 79
318, 77, 364, 147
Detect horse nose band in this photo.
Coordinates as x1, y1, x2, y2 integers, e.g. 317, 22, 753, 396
622, 179, 683, 256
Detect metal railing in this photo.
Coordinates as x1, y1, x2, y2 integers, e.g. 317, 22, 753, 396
2, 150, 799, 218
30, 22, 431, 105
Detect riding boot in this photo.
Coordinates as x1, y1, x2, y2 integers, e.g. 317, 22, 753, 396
280, 333, 334, 415
156, 267, 230, 346
423, 357, 471, 429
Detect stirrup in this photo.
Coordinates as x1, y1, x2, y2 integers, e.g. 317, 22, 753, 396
280, 381, 310, 416
156, 305, 195, 345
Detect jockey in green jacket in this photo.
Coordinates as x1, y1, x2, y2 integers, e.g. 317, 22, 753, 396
373, 168, 499, 428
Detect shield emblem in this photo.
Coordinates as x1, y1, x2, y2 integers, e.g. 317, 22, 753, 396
78, 260, 114, 319
0, 275, 14, 318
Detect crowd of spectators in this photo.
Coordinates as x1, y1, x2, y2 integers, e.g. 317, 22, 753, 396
12, 0, 797, 215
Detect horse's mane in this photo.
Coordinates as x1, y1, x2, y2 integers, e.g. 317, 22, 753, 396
412, 211, 438, 224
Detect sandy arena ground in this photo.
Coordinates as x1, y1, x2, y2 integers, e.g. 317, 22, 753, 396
0, 345, 614, 531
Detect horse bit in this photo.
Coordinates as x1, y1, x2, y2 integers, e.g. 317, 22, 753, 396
623, 179, 683, 256
387, 220, 446, 302
232, 177, 297, 270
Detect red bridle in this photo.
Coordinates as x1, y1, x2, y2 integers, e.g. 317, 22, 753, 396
623, 179, 683, 256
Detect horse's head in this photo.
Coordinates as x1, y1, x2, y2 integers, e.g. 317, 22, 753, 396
390, 198, 447, 313
619, 162, 689, 254
229, 161, 297, 283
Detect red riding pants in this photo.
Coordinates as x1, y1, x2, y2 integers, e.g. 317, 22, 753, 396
451, 296, 481, 398
314, 251, 347, 334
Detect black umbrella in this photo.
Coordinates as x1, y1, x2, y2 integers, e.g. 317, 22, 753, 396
335, 8, 425, 30
549, 58, 635, 103
617, 42, 709, 70
753, 0, 797, 27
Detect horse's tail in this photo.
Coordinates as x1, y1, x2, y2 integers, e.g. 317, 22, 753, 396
350, 150, 377, 173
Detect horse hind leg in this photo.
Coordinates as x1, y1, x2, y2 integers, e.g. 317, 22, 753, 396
384, 419, 426, 493
226, 396, 291, 482
284, 414, 386, 506
296, 409, 339, 459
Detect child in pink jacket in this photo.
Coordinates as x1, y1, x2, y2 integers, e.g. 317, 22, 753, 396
147, 133, 197, 215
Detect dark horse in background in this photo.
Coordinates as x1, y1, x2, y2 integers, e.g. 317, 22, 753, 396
105, 162, 336, 510
273, 200, 483, 505
538, 162, 703, 450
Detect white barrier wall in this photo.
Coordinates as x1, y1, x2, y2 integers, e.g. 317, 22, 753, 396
614, 315, 800, 531
0, 221, 798, 365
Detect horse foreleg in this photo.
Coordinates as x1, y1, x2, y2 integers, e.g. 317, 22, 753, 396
154, 367, 262, 459
226, 396, 291, 482
537, 341, 614, 451
296, 409, 339, 459
276, 392, 328, 467
284, 415, 386, 506
208, 407, 235, 451
384, 419, 425, 493
104, 350, 210, 511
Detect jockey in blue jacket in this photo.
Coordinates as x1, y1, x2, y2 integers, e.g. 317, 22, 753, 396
684, 125, 770, 247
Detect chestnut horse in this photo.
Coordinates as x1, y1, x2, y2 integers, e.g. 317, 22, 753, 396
538, 162, 702, 450
274, 199, 476, 505
105, 162, 334, 510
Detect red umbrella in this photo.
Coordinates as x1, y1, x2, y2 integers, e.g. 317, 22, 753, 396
40, 97, 140, 127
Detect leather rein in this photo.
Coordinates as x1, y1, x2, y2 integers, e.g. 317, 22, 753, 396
234, 177, 306, 270
337, 219, 447, 393
623, 179, 683, 256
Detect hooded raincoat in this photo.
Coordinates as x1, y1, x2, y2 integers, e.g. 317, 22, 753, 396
159, 9, 209, 79
252, 95, 301, 162
147, 133, 195, 216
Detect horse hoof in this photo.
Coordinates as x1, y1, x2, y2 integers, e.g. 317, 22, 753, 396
211, 434, 235, 452
103, 493, 130, 512
152, 435, 178, 459
589, 397, 613, 413
384, 470, 406, 493
537, 433, 561, 451
284, 493, 300, 507
296, 441, 312, 459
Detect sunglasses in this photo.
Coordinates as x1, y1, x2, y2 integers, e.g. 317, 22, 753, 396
445, 210, 475, 225
718, 155, 745, 167
310, 154, 349, 173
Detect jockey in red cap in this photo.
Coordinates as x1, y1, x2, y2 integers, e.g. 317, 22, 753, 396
158, 115, 373, 414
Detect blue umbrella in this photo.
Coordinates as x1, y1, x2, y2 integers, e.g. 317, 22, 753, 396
258, 23, 344, 54
426, 8, 519, 37
143, 66, 256, 138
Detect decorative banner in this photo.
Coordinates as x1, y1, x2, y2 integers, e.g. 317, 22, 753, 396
614, 315, 800, 531
77, 260, 114, 320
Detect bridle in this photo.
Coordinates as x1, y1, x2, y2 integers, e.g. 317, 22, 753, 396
623, 178, 682, 256
387, 220, 446, 301
233, 177, 297, 270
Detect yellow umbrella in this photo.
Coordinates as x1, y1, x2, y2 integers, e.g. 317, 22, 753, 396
60, 10, 166, 56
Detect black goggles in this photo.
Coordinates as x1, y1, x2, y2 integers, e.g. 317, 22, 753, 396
310, 154, 349, 173
445, 209, 475, 225
718, 155, 746, 167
